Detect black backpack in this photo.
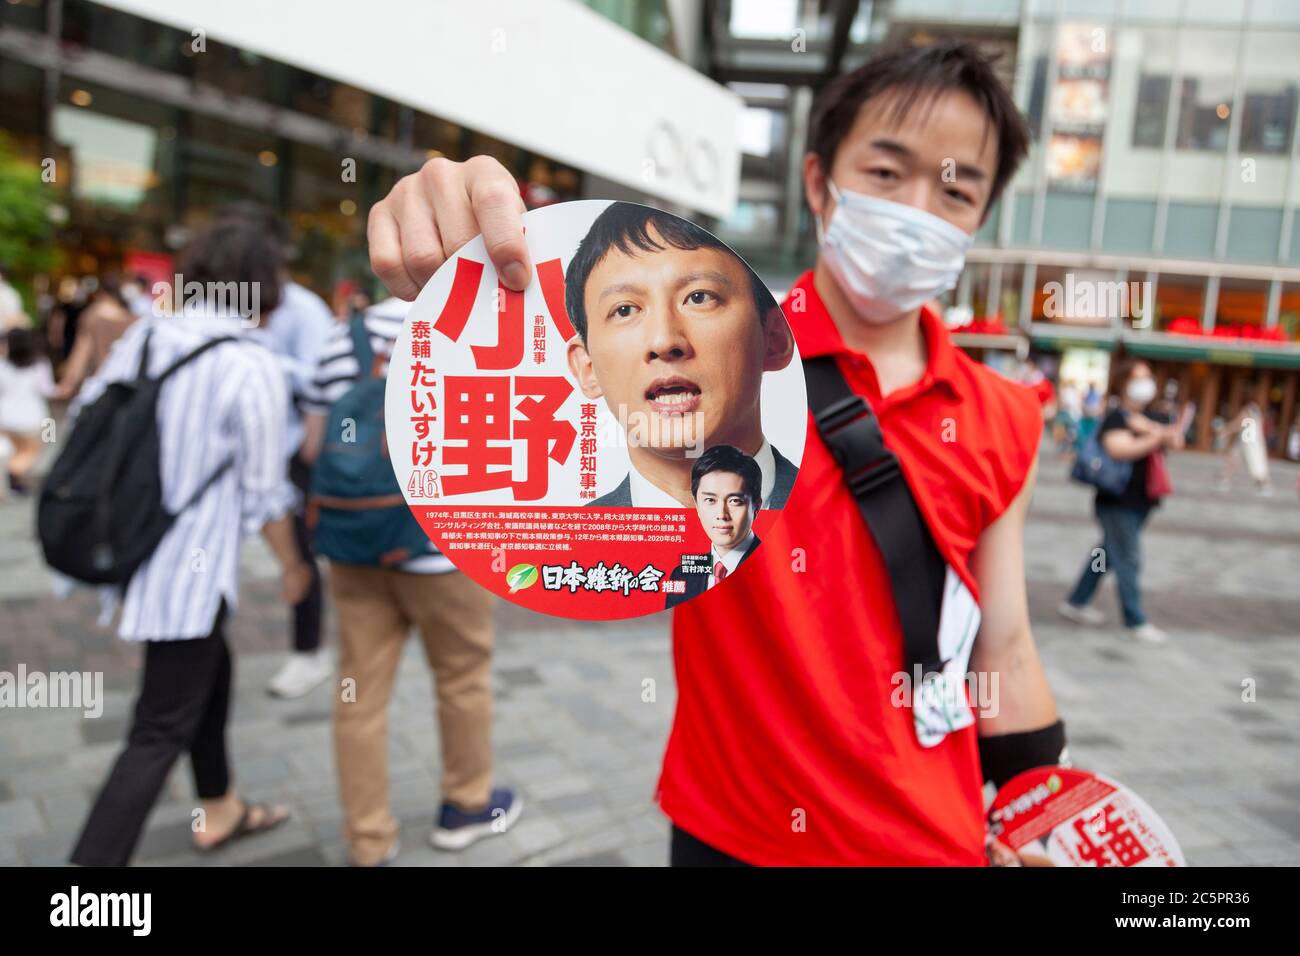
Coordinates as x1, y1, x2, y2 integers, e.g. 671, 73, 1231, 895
38, 331, 237, 585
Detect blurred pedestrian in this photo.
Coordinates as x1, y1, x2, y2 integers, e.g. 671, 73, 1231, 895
0, 327, 56, 495
215, 203, 337, 699
1054, 378, 1082, 456
345, 285, 372, 322
1216, 400, 1273, 497
1020, 359, 1055, 412
1077, 380, 1102, 451
332, 279, 372, 322
45, 276, 91, 364
53, 274, 138, 401
117, 272, 157, 321
299, 297, 519, 867
1059, 357, 1184, 643
68, 218, 306, 867
0, 262, 26, 331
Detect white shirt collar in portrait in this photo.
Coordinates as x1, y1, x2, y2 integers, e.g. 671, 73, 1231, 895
626, 461, 685, 508
707, 530, 756, 590
626, 439, 776, 508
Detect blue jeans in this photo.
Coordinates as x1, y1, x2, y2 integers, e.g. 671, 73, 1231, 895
1067, 502, 1150, 627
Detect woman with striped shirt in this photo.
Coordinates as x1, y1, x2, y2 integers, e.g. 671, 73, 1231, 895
69, 219, 311, 866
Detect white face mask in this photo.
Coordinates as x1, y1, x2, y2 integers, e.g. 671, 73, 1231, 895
816, 182, 974, 324
1126, 377, 1157, 406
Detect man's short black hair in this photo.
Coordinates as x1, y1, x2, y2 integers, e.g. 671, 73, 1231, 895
691, 444, 762, 510
564, 202, 777, 342
809, 39, 1030, 212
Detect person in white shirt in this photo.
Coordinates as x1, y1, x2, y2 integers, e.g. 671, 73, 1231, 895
0, 328, 55, 495
69, 217, 309, 867
0, 262, 26, 331
215, 203, 339, 699
1217, 400, 1274, 496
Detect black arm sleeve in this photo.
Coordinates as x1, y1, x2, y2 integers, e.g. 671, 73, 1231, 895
978, 719, 1068, 791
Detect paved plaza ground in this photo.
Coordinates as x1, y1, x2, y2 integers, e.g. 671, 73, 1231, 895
1, 445, 1297, 867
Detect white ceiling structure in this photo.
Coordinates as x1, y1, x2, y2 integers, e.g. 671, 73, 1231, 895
101, 0, 742, 217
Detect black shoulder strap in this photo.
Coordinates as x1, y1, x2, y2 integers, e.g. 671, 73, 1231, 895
803, 355, 947, 678
135, 329, 152, 381
160, 335, 242, 511
93, 334, 242, 569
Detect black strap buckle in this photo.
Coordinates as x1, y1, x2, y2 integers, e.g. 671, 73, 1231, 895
846, 455, 902, 498
814, 395, 901, 496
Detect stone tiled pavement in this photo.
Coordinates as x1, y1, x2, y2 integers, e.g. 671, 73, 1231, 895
1, 446, 1297, 867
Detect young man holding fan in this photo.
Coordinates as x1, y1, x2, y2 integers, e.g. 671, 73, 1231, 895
366, 41, 1066, 866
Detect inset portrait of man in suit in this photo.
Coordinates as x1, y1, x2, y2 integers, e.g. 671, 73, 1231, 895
564, 203, 800, 509
665, 445, 763, 610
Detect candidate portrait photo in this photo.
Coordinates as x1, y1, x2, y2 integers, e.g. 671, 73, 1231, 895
562, 202, 800, 510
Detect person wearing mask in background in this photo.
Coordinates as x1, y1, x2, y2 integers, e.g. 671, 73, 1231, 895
364, 41, 1071, 867
0, 327, 56, 495
68, 217, 308, 866
120, 273, 157, 322
214, 203, 338, 699
54, 274, 138, 401
1058, 357, 1183, 644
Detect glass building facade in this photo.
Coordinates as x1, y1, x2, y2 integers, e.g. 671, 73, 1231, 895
990, 0, 1300, 334
707, 0, 1300, 457
3, 0, 1298, 454
0, 0, 589, 302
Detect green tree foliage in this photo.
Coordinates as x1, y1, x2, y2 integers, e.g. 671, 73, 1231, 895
0, 134, 59, 322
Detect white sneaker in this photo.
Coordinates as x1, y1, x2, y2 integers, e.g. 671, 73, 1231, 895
1057, 600, 1106, 627
266, 650, 333, 699
1126, 623, 1169, 644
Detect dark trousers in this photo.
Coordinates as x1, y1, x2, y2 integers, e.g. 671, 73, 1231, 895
289, 453, 324, 653
1067, 501, 1150, 627
670, 825, 750, 867
70, 604, 234, 867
